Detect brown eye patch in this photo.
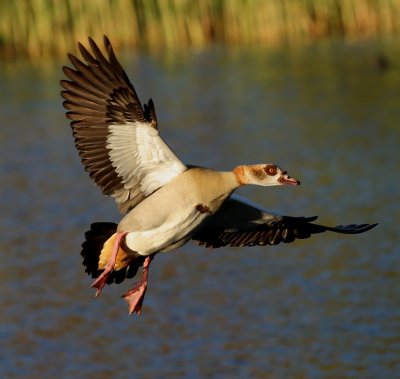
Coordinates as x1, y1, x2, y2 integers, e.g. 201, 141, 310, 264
264, 164, 277, 176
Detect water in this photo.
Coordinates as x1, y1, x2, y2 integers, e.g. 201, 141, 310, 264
1, 39, 399, 378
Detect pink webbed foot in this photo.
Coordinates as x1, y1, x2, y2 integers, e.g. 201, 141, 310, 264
122, 256, 152, 315
91, 266, 112, 297
90, 231, 128, 297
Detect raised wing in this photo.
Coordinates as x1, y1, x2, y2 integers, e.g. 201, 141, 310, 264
192, 195, 377, 248
61, 36, 187, 213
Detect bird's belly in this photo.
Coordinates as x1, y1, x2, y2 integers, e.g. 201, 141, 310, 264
124, 208, 206, 256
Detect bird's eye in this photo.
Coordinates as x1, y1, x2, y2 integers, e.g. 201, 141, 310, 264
264, 164, 277, 176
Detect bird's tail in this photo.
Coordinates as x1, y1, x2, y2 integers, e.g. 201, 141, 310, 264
81, 222, 145, 284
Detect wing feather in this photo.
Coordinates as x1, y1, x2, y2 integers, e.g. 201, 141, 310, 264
192, 195, 377, 248
61, 36, 187, 213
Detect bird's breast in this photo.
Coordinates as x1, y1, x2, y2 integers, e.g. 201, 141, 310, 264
124, 205, 211, 256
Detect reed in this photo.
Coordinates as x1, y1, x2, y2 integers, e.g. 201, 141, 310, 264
1, 0, 399, 62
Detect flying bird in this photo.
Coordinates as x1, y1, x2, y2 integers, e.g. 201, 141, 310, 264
61, 36, 377, 316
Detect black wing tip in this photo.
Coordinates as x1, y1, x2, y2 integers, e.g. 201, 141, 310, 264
76, 36, 112, 63
66, 52, 76, 61
357, 222, 378, 233
103, 35, 111, 48
77, 40, 92, 59
68, 35, 111, 58
60, 78, 70, 88
87, 36, 98, 48
62, 65, 75, 76
143, 98, 158, 128
332, 222, 378, 234
65, 35, 115, 73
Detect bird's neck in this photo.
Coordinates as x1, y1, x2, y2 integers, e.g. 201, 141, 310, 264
233, 165, 247, 186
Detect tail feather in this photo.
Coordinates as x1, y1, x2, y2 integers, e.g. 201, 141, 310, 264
82, 222, 117, 278
81, 222, 145, 285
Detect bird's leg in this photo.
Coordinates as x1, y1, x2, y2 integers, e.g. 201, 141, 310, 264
91, 231, 128, 297
122, 256, 153, 315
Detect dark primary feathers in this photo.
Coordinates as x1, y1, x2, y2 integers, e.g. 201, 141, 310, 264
61, 36, 151, 204
192, 195, 377, 248
61, 37, 153, 191
61, 36, 186, 214
63, 36, 153, 126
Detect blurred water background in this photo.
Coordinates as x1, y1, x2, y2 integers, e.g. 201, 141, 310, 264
1, 2, 400, 378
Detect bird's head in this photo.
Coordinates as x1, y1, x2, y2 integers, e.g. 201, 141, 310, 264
234, 164, 300, 187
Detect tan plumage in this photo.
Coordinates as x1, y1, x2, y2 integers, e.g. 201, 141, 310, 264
98, 233, 130, 271
62, 36, 377, 316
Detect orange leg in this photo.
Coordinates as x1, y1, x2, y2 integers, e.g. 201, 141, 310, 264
91, 231, 128, 297
122, 256, 153, 315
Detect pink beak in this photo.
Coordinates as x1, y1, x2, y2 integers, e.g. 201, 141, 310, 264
279, 172, 301, 186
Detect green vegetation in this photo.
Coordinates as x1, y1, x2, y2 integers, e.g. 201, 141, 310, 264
1, 0, 399, 61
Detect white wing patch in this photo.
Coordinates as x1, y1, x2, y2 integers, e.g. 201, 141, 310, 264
107, 122, 187, 211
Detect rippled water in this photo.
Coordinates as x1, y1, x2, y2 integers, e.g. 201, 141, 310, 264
1, 39, 399, 378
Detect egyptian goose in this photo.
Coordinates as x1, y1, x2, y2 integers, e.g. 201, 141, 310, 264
61, 36, 377, 316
